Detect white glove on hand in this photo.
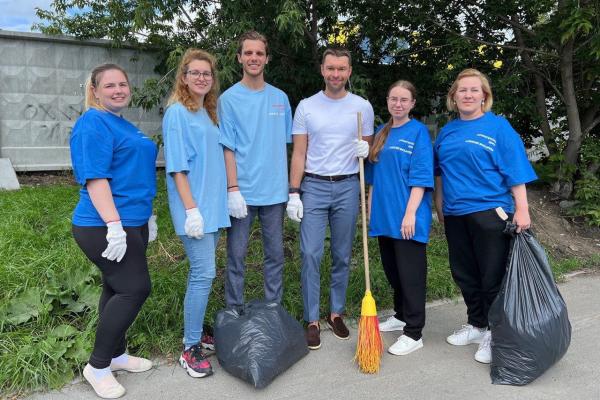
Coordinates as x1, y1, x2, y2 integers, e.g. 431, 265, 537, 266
102, 221, 127, 262
354, 139, 369, 158
148, 215, 158, 242
184, 208, 204, 239
286, 193, 303, 222
228, 191, 248, 219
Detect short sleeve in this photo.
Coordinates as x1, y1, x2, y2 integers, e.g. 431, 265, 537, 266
218, 95, 237, 150
495, 118, 537, 186
71, 115, 114, 185
408, 125, 434, 190
361, 100, 375, 136
163, 104, 191, 174
292, 100, 307, 135
284, 94, 293, 143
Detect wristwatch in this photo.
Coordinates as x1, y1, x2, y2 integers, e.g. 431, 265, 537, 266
289, 187, 301, 194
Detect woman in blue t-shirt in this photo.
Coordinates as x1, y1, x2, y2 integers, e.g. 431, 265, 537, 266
434, 68, 537, 364
70, 63, 158, 398
366, 80, 433, 356
162, 49, 230, 379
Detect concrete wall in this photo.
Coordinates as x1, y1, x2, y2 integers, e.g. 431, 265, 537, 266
0, 31, 163, 171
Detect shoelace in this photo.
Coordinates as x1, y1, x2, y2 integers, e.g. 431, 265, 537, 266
189, 345, 206, 363
454, 324, 473, 335
480, 332, 492, 348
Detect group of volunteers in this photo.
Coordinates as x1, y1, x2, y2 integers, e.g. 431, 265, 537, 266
69, 30, 536, 399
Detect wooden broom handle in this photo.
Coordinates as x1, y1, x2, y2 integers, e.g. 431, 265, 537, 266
357, 112, 370, 292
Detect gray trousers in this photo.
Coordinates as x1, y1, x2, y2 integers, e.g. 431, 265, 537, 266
225, 203, 285, 307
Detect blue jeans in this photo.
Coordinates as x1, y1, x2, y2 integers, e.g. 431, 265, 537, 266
300, 176, 360, 322
225, 203, 285, 307
180, 232, 219, 347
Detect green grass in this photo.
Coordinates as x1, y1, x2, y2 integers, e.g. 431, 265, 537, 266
0, 176, 597, 393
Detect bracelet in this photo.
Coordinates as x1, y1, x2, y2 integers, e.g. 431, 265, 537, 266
289, 187, 301, 194
227, 185, 239, 189
105, 219, 121, 224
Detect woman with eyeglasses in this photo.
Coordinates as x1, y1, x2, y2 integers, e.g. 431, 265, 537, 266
366, 80, 433, 356
162, 48, 230, 378
434, 68, 537, 364
70, 63, 157, 398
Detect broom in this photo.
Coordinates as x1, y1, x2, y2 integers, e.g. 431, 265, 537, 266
354, 111, 383, 374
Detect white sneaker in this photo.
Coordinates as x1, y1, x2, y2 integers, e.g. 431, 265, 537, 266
379, 316, 407, 332
446, 324, 486, 346
474, 330, 492, 364
388, 335, 423, 356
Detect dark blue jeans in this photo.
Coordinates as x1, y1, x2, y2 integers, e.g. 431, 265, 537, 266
225, 203, 285, 307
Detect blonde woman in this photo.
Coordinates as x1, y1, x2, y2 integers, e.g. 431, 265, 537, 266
70, 63, 157, 398
434, 68, 537, 364
162, 49, 230, 378
366, 80, 433, 356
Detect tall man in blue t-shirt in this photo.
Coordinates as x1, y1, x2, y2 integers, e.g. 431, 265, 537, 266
218, 31, 292, 307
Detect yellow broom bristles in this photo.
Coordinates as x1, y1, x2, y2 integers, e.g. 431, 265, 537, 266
355, 291, 383, 373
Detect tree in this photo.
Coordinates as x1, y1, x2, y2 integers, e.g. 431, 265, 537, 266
35, 0, 600, 207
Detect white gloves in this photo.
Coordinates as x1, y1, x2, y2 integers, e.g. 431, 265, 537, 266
354, 139, 369, 158
228, 190, 248, 219
102, 221, 127, 262
184, 207, 204, 239
148, 215, 158, 242
286, 193, 303, 222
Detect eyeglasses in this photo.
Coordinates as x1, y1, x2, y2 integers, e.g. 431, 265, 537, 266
185, 70, 213, 79
387, 97, 413, 105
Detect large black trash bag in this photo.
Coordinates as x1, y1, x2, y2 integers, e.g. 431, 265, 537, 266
489, 226, 571, 385
214, 300, 309, 388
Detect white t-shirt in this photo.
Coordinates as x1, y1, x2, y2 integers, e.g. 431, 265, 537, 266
292, 91, 374, 175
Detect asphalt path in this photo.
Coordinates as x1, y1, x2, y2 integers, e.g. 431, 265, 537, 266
27, 272, 600, 400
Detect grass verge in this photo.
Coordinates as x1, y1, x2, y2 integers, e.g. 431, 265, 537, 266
0, 176, 597, 394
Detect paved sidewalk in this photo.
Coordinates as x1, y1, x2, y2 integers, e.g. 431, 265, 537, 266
28, 273, 600, 400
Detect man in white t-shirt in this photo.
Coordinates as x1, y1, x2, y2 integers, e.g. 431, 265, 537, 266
287, 47, 374, 350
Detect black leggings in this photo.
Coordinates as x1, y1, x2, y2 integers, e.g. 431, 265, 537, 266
444, 209, 512, 328
377, 237, 427, 340
72, 224, 151, 369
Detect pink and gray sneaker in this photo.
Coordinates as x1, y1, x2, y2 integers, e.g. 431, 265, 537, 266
179, 344, 213, 378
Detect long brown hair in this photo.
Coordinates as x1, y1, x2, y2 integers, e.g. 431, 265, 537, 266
168, 48, 219, 125
368, 80, 417, 163
84, 63, 130, 111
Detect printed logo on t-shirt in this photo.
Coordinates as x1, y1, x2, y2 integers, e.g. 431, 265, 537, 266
268, 103, 286, 117
465, 133, 496, 152
389, 138, 413, 155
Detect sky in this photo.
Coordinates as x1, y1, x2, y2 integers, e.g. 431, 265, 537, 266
0, 0, 54, 32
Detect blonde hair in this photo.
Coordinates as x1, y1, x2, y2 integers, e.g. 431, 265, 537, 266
84, 63, 130, 111
446, 68, 493, 113
168, 48, 219, 125
369, 80, 417, 163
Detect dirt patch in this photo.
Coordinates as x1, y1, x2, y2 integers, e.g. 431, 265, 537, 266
528, 187, 600, 260
17, 171, 76, 187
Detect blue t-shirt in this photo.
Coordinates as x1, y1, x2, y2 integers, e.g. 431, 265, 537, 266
433, 112, 537, 216
70, 108, 158, 226
218, 82, 292, 206
366, 120, 434, 243
163, 103, 230, 235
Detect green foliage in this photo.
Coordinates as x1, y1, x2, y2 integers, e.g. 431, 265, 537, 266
534, 153, 577, 185
2, 177, 594, 393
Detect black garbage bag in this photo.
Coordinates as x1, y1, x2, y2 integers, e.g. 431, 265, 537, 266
214, 300, 309, 388
489, 227, 571, 385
